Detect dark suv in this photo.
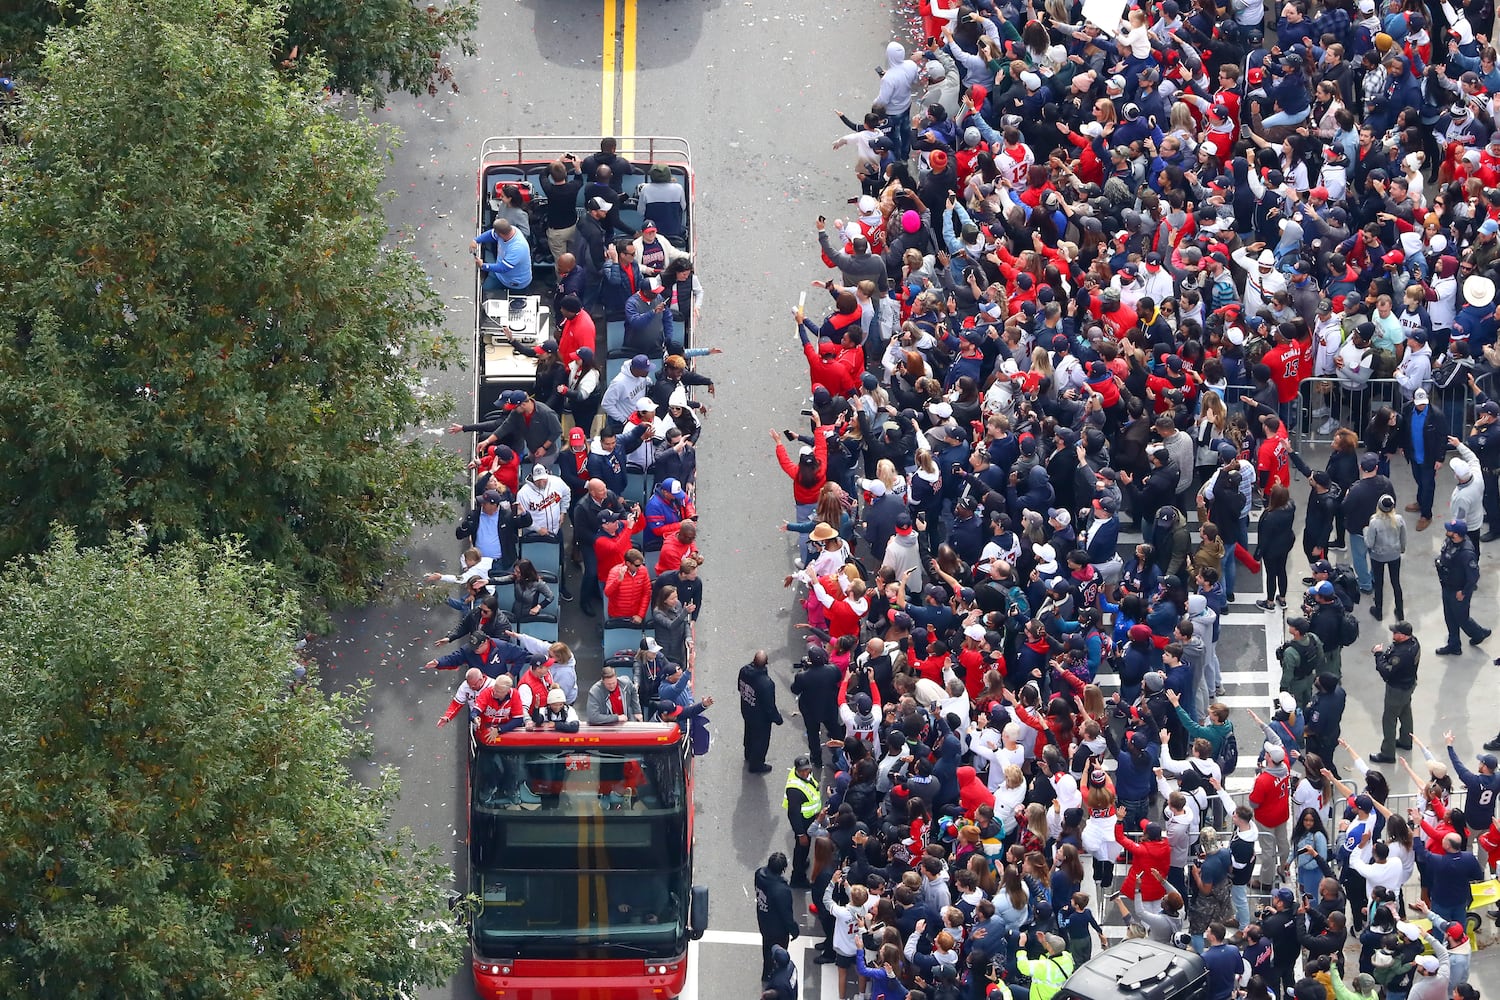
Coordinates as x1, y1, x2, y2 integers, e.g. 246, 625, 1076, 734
1056, 940, 1208, 1000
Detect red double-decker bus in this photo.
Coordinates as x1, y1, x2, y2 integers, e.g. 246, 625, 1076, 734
466, 722, 706, 999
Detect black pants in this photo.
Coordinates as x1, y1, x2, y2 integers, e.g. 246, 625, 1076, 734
1263, 551, 1289, 601
1371, 558, 1403, 618
1442, 588, 1486, 647
1483, 470, 1500, 534
791, 831, 811, 883
803, 710, 842, 766
744, 718, 771, 767
761, 931, 790, 981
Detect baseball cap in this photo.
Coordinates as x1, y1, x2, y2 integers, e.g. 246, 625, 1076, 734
630, 354, 651, 373
589, 196, 612, 211
1481, 401, 1500, 418
1389, 621, 1414, 636
1354, 794, 1374, 812
1360, 452, 1380, 472
1445, 519, 1469, 534
481, 489, 504, 503
1415, 956, 1440, 974
1414, 388, 1429, 405
659, 477, 687, 499
1311, 580, 1334, 597
1479, 753, 1499, 770
530, 463, 549, 481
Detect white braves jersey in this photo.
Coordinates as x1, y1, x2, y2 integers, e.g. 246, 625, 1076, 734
517, 479, 572, 534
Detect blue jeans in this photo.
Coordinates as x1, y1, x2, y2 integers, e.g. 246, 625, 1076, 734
1412, 460, 1437, 518
1262, 107, 1311, 127
1220, 549, 1237, 599
1232, 884, 1251, 928
891, 111, 914, 162
1349, 533, 1373, 592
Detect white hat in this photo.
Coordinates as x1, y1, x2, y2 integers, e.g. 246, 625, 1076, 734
1414, 388, 1429, 405
857, 194, 878, 215
1000, 358, 1020, 377
926, 61, 947, 82
928, 401, 954, 419
1107, 74, 1126, 90
1226, 329, 1246, 346
798, 444, 814, 457
1358, 0, 1374, 9
860, 478, 887, 497
1033, 542, 1056, 562
1201, 139, 1219, 157
547, 687, 567, 706
530, 463, 549, 480
1430, 234, 1448, 254
1257, 249, 1275, 266
1264, 743, 1286, 763
1465, 274, 1496, 307
1397, 921, 1422, 941
1452, 457, 1473, 481
668, 385, 689, 409
1082, 122, 1104, 139
1415, 956, 1440, 974
1278, 691, 1297, 715
636, 396, 656, 412
1020, 71, 1042, 91
964, 623, 986, 641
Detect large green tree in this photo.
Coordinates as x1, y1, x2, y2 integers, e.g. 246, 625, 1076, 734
0, 0, 465, 609
0, 0, 477, 99
0, 531, 460, 997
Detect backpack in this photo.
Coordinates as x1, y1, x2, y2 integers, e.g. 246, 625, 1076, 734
1332, 564, 1362, 606
1214, 726, 1240, 778
1338, 609, 1361, 647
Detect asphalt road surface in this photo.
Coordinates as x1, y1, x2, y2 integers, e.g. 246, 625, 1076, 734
315, 0, 1500, 995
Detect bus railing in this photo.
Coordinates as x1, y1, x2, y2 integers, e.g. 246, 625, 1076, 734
479, 135, 692, 167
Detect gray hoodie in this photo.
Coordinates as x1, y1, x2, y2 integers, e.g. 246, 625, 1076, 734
1363, 511, 1407, 564
876, 41, 922, 115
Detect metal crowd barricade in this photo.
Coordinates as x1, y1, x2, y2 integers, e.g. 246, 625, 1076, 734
1297, 376, 1477, 448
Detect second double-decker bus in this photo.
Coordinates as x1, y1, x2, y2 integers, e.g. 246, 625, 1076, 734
466, 722, 706, 999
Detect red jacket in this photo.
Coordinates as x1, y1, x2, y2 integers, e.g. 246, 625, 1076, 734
1249, 770, 1291, 828
556, 310, 596, 365
594, 516, 642, 585
604, 562, 653, 620
1116, 823, 1173, 901
958, 765, 995, 819
775, 431, 829, 505
803, 341, 861, 396
655, 534, 700, 575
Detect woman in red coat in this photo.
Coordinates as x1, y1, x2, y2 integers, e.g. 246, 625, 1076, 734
1114, 813, 1173, 908
771, 423, 828, 522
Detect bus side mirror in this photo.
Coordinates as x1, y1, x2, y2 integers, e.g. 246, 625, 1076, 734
689, 885, 709, 940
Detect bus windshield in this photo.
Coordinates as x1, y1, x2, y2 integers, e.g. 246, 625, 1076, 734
470, 867, 689, 960
469, 744, 690, 960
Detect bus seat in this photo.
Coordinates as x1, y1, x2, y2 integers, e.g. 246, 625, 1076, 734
518, 532, 562, 582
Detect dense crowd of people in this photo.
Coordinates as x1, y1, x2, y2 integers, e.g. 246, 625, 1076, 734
746, 2, 1500, 997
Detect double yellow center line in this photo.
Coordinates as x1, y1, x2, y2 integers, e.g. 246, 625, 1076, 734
600, 0, 637, 136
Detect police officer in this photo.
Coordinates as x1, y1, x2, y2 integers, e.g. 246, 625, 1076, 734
790, 644, 843, 767
1467, 399, 1500, 542
738, 650, 783, 774
1369, 621, 1420, 764
1434, 520, 1489, 656
783, 755, 823, 889
754, 852, 799, 981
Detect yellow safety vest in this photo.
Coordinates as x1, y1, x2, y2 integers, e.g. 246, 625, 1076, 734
782, 770, 822, 819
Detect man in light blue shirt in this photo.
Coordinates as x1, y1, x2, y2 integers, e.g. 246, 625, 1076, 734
473, 218, 532, 292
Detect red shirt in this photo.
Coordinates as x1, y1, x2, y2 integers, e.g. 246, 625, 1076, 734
1256, 428, 1291, 490
556, 310, 597, 364
1263, 343, 1304, 403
